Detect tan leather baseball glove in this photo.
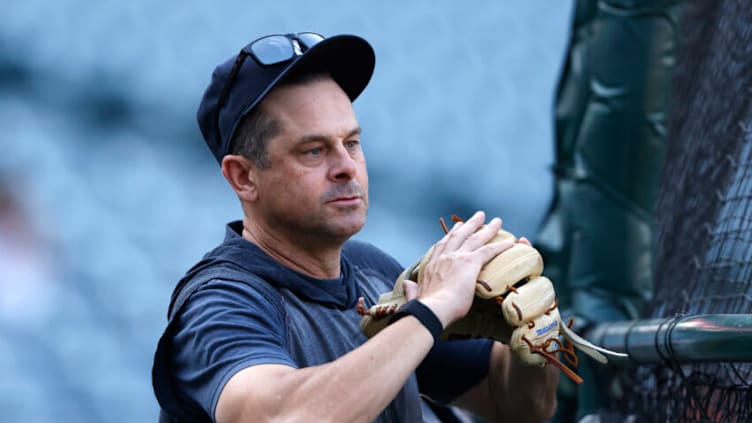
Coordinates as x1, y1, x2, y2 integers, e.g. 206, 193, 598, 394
357, 216, 625, 384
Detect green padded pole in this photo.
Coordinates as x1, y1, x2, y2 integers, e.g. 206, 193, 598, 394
535, 0, 684, 419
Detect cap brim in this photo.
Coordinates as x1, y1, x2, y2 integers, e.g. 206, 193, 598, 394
289, 34, 376, 102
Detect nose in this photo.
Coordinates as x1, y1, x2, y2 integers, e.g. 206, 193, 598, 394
328, 144, 358, 181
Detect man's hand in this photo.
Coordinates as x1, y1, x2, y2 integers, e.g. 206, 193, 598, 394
358, 212, 618, 385
405, 211, 514, 327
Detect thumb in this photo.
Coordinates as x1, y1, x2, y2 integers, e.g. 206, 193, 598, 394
402, 279, 419, 301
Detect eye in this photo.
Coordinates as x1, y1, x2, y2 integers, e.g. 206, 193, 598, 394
306, 147, 322, 156
345, 140, 360, 150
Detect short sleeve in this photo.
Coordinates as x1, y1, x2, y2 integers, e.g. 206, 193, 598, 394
416, 338, 494, 404
170, 278, 296, 421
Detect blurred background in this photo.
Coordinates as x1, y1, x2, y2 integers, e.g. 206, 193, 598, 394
0, 1, 574, 421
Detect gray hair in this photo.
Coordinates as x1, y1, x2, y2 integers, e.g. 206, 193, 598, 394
229, 71, 334, 169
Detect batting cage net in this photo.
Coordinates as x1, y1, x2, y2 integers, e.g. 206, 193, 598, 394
537, 0, 752, 421
609, 141, 752, 422
604, 0, 752, 421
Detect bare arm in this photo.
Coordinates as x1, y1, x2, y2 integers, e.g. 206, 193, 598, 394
216, 211, 512, 423
452, 342, 559, 423
216, 315, 434, 423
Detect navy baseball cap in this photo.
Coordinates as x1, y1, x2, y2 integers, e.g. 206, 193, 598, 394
196, 33, 376, 164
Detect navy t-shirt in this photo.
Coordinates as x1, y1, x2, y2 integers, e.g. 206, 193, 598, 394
155, 221, 493, 422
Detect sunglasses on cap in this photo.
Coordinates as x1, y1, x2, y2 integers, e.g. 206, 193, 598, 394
247, 32, 325, 66
215, 33, 324, 133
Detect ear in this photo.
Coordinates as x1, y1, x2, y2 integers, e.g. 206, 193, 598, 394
221, 155, 258, 202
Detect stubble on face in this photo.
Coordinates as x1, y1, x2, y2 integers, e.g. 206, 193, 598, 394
250, 78, 370, 246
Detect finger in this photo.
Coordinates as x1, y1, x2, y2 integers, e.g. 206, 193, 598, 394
478, 239, 515, 264
402, 279, 419, 301
441, 210, 486, 251
518, 236, 532, 247
460, 217, 503, 251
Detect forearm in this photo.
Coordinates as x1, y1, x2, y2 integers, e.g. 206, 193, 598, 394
290, 316, 433, 421
218, 315, 434, 423
452, 342, 558, 423
494, 348, 559, 423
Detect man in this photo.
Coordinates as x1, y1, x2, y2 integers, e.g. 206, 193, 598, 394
152, 32, 558, 423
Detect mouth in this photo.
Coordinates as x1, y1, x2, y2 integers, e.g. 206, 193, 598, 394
328, 195, 362, 205
324, 183, 366, 207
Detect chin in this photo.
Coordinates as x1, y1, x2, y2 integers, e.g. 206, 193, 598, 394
341, 218, 367, 237
335, 214, 367, 239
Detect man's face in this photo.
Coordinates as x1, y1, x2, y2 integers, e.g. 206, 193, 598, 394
248, 77, 369, 245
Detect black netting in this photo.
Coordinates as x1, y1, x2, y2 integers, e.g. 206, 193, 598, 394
606, 0, 752, 421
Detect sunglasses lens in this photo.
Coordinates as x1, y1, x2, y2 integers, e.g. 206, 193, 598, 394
250, 35, 295, 65
297, 32, 324, 49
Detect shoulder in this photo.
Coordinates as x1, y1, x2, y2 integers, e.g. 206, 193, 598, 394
168, 277, 295, 421
171, 262, 289, 345
183, 273, 285, 323
174, 262, 284, 313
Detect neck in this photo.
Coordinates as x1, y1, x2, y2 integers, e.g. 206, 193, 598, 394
241, 217, 343, 279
